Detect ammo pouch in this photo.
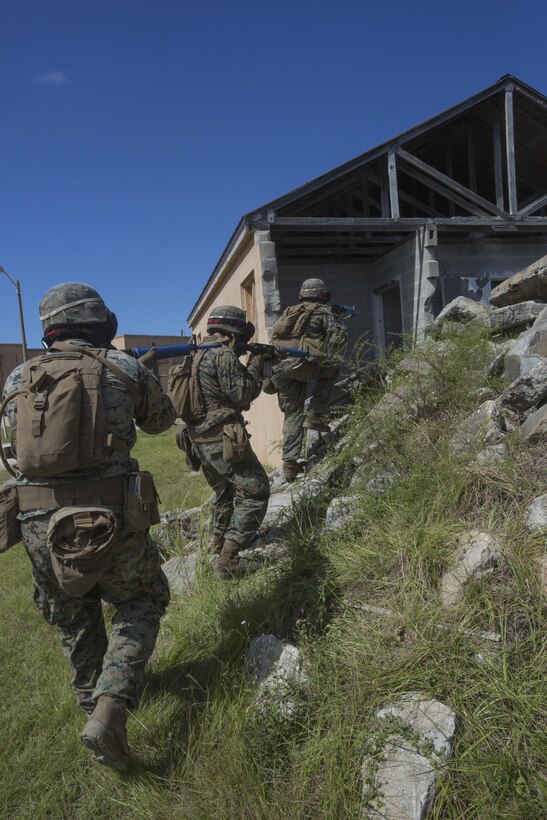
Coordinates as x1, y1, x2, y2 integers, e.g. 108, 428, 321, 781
124, 471, 161, 531
176, 427, 202, 472
0, 482, 21, 553
223, 420, 253, 464
47, 505, 118, 597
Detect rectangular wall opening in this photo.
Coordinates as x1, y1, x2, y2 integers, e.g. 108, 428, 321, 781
375, 281, 404, 349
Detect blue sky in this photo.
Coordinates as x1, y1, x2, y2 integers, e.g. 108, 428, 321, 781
2, 0, 547, 347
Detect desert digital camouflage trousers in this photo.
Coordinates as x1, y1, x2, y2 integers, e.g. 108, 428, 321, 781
21, 514, 170, 713
192, 440, 270, 549
272, 359, 339, 462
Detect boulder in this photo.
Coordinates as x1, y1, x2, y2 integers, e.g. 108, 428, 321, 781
470, 443, 509, 467
520, 404, 547, 443
449, 400, 507, 457
524, 494, 547, 533
324, 495, 360, 530
162, 553, 200, 596
440, 530, 502, 609
499, 359, 547, 412
503, 306, 547, 381
490, 255, 547, 307
362, 694, 456, 820
471, 301, 544, 333
246, 634, 308, 720
434, 296, 490, 325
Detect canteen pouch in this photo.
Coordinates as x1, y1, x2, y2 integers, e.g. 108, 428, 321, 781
176, 427, 202, 472
0, 482, 21, 553
223, 420, 253, 464
124, 471, 161, 531
47, 505, 118, 597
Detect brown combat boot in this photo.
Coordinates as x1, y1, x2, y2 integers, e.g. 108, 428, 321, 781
208, 534, 224, 555
213, 539, 255, 580
282, 459, 305, 483
80, 695, 130, 771
303, 411, 330, 433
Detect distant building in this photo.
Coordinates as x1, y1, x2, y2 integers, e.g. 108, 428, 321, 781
0, 344, 42, 392
188, 74, 547, 465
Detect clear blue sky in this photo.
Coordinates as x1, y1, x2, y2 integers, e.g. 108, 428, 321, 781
2, 0, 547, 347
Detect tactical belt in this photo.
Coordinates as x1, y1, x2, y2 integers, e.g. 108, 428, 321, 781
17, 476, 126, 512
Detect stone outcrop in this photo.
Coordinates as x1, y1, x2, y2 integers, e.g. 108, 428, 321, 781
362, 694, 456, 819
503, 306, 547, 381
449, 401, 507, 457
246, 634, 308, 720
490, 255, 547, 306
524, 494, 547, 533
520, 404, 547, 442
440, 530, 502, 609
471, 301, 544, 333
324, 495, 359, 531
499, 359, 547, 412
433, 296, 490, 325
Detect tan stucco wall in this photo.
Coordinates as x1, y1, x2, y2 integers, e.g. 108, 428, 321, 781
190, 232, 284, 467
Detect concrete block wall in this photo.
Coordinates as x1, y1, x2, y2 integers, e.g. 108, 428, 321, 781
437, 241, 547, 304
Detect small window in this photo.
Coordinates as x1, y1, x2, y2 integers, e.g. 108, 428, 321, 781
241, 272, 256, 324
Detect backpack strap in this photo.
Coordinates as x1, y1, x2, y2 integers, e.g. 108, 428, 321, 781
50, 342, 140, 404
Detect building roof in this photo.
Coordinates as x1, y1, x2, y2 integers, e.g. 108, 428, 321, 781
189, 74, 547, 321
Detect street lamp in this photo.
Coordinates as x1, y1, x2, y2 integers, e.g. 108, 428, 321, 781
0, 266, 28, 361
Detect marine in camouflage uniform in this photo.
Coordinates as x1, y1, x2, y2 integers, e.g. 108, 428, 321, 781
184, 306, 270, 579
271, 278, 347, 481
2, 282, 176, 769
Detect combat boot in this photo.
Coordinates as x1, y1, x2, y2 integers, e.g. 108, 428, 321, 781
80, 695, 130, 771
282, 459, 305, 483
303, 410, 330, 433
208, 534, 224, 555
213, 539, 255, 580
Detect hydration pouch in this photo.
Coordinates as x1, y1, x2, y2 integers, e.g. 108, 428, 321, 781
223, 420, 253, 464
175, 427, 202, 472
124, 471, 161, 531
47, 505, 118, 597
0, 482, 21, 553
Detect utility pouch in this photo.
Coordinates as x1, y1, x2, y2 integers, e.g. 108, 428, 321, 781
223, 420, 253, 464
261, 359, 277, 394
176, 427, 202, 472
47, 505, 118, 597
0, 482, 21, 553
124, 471, 161, 531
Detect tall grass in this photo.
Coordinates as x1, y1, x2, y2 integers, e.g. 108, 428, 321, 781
0, 330, 545, 818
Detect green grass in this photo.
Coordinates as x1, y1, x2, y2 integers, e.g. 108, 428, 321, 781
1, 332, 546, 818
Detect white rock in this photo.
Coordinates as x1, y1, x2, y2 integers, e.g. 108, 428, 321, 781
500, 359, 547, 412
325, 495, 359, 530
449, 401, 506, 457
162, 553, 200, 596
490, 255, 547, 306
434, 296, 490, 324
246, 634, 308, 720
362, 694, 456, 819
524, 494, 547, 533
520, 404, 547, 442
440, 530, 502, 609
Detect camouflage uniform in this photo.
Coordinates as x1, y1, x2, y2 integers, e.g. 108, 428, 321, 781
272, 303, 347, 462
3, 339, 176, 713
186, 335, 270, 548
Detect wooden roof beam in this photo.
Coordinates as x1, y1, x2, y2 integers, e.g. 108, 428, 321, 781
397, 148, 509, 217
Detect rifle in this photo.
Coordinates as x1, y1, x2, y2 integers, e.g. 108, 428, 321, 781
332, 304, 358, 318
126, 342, 309, 363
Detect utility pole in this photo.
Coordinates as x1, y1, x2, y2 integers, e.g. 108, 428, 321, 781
0, 266, 28, 361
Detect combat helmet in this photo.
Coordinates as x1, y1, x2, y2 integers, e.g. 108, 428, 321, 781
207, 305, 248, 335
299, 278, 330, 302
39, 282, 113, 333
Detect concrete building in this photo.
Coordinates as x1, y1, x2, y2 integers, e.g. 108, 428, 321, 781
188, 75, 547, 465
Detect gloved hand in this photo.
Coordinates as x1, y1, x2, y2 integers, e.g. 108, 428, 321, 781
138, 347, 157, 369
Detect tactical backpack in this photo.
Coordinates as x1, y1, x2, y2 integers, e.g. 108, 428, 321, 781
270, 301, 322, 343
167, 349, 208, 423
0, 342, 139, 478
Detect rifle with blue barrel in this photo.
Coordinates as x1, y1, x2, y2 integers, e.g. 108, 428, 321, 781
332, 304, 358, 318
126, 341, 309, 364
